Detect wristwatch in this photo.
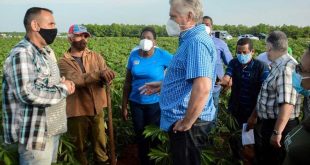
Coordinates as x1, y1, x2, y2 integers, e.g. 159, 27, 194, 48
272, 130, 281, 136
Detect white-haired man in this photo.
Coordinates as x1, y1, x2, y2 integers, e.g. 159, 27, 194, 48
159, 0, 217, 164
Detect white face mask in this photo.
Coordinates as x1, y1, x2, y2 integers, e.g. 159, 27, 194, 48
139, 39, 153, 52
205, 26, 211, 35
166, 19, 181, 36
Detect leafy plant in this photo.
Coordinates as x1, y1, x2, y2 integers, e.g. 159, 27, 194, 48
143, 125, 171, 165
56, 134, 79, 164
0, 139, 18, 165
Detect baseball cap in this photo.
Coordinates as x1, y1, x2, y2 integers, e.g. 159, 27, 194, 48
68, 24, 91, 37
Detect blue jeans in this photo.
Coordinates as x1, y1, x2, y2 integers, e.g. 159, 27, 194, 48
129, 101, 161, 165
168, 120, 215, 165
18, 135, 60, 165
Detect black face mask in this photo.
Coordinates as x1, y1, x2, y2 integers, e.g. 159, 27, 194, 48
72, 39, 87, 51
38, 28, 58, 45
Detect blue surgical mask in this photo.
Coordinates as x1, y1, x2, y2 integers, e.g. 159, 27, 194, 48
237, 53, 252, 64
292, 71, 310, 96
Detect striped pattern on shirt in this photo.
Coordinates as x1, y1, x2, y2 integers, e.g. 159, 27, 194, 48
2, 38, 68, 150
159, 24, 217, 131
256, 54, 302, 120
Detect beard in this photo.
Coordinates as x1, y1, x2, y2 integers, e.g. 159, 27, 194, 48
72, 39, 87, 51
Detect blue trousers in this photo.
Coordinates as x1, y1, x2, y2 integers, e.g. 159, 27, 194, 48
129, 101, 161, 165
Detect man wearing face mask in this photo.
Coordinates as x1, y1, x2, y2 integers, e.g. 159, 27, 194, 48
157, 0, 218, 164
219, 38, 269, 164
283, 44, 310, 165
2, 7, 75, 164
122, 27, 173, 165
58, 24, 115, 165
202, 16, 233, 117
292, 49, 310, 114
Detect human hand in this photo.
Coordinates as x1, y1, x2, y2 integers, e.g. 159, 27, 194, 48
122, 106, 128, 121
100, 69, 116, 84
139, 81, 162, 95
270, 134, 282, 148
218, 76, 232, 93
62, 78, 75, 95
172, 119, 192, 132
246, 116, 257, 131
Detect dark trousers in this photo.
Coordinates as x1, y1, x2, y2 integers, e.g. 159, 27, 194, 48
168, 120, 215, 165
129, 101, 161, 165
67, 111, 109, 165
259, 118, 299, 165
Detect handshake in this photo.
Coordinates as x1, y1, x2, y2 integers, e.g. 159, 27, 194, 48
99, 68, 116, 85
60, 76, 75, 95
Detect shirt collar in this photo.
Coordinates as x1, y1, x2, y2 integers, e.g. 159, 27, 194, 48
25, 36, 44, 54
270, 53, 289, 68
239, 58, 254, 69
64, 48, 90, 60
179, 24, 206, 45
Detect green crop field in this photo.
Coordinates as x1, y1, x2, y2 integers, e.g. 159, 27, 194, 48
0, 37, 309, 164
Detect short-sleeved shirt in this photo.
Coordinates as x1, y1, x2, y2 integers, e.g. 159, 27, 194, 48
256, 54, 302, 119
212, 37, 233, 92
225, 58, 270, 113
127, 48, 172, 104
159, 24, 217, 131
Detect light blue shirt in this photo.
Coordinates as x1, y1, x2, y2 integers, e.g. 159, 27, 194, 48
127, 48, 172, 104
159, 24, 217, 131
212, 37, 233, 93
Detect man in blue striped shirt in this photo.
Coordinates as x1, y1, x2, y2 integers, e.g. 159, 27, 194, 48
161, 0, 217, 164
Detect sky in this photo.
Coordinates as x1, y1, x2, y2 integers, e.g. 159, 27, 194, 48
0, 0, 309, 32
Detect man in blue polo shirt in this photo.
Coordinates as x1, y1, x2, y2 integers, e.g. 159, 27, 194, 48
203, 16, 233, 113
160, 0, 217, 164
219, 38, 269, 164
220, 38, 269, 126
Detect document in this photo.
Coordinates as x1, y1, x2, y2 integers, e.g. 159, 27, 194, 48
242, 123, 255, 145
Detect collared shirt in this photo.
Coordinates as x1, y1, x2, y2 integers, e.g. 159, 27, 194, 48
2, 38, 68, 150
127, 47, 172, 104
159, 24, 217, 131
256, 54, 302, 119
226, 58, 270, 112
212, 37, 233, 92
59, 48, 109, 117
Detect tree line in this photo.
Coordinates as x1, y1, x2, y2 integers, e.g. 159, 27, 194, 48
1, 23, 309, 39
84, 23, 310, 39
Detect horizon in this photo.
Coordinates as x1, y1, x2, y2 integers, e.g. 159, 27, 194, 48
0, 0, 309, 32
0, 23, 309, 33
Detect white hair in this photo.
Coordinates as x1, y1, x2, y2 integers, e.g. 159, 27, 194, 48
266, 31, 288, 53
169, 0, 204, 23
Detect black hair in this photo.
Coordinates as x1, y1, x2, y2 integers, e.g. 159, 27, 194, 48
237, 38, 254, 50
203, 16, 213, 25
140, 27, 156, 40
23, 7, 53, 30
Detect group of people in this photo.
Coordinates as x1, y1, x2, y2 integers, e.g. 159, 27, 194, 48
2, 0, 310, 165
121, 1, 310, 165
